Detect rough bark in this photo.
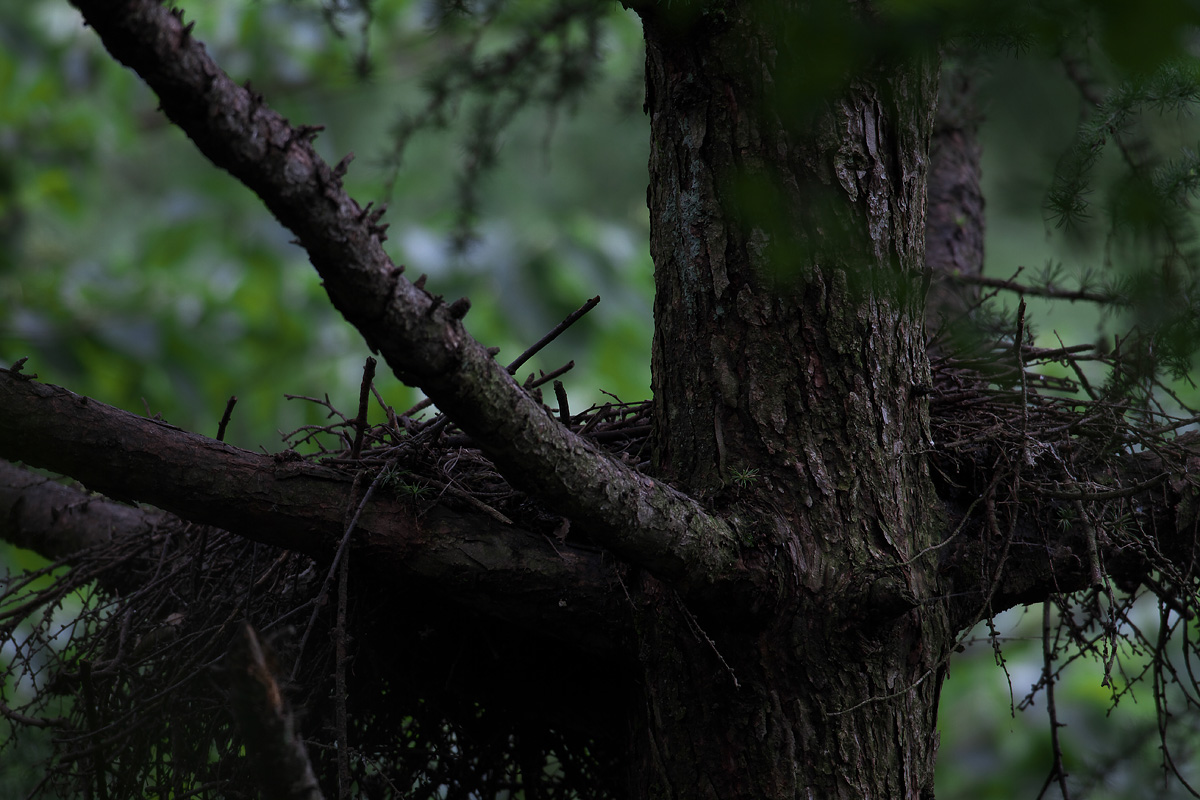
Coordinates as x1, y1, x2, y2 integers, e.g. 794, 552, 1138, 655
0, 458, 159, 558
633, 4, 948, 796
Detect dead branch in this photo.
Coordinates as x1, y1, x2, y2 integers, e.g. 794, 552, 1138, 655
226, 623, 325, 800
949, 272, 1124, 305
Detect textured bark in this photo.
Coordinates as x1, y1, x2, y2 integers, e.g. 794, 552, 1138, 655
0, 458, 157, 558
634, 4, 948, 797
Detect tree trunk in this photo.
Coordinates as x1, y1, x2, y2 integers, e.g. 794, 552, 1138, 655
634, 4, 949, 796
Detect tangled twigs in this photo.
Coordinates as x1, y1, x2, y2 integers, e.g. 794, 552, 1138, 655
276, 296, 644, 534
287, 387, 651, 536
0, 518, 325, 797
927, 306, 1200, 794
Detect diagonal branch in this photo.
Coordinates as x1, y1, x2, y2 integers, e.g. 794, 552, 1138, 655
226, 623, 326, 800
63, 0, 735, 587
0, 371, 627, 653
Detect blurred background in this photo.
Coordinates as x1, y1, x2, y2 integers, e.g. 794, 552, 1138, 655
3, 0, 1200, 796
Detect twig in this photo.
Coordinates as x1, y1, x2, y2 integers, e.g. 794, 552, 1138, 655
505, 295, 599, 374
81, 660, 111, 800
7, 355, 37, 380
335, 529, 352, 798
350, 357, 376, 459
423, 478, 513, 525
290, 469, 385, 683
553, 380, 570, 425
217, 395, 237, 442
579, 403, 611, 435
528, 361, 574, 389
0, 700, 64, 729
1036, 603, 1073, 800
671, 591, 739, 689
1036, 472, 1168, 501
950, 272, 1123, 305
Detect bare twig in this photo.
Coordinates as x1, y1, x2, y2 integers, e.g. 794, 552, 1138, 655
335, 533, 352, 798
217, 395, 238, 442
506, 296, 600, 374
950, 272, 1123, 305
351, 358, 376, 460
554, 380, 570, 425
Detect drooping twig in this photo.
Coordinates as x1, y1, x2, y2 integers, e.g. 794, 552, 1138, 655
1037, 603, 1073, 800
80, 661, 110, 800
335, 529, 352, 799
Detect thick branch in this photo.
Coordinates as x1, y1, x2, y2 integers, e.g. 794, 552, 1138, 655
0, 459, 169, 558
64, 0, 734, 587
0, 371, 626, 653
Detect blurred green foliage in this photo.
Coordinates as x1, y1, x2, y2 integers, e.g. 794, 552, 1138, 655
0, 0, 652, 451
938, 604, 1200, 799
979, 48, 1200, 410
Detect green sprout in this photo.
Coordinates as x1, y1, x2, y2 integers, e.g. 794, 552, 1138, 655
379, 464, 430, 498
731, 467, 760, 488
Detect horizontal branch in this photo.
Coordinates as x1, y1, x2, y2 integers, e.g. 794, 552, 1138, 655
0, 371, 627, 653
0, 459, 173, 558
65, 0, 736, 587
948, 272, 1123, 305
